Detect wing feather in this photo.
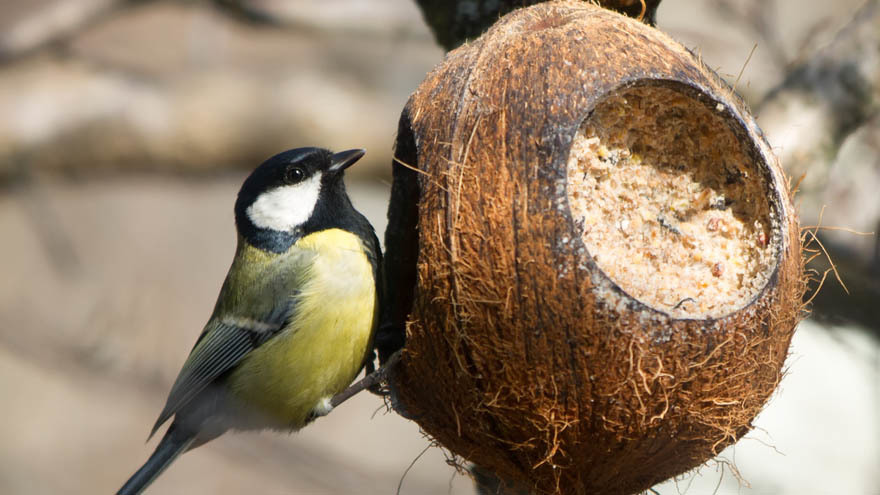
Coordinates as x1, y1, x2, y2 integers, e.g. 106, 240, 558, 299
150, 303, 293, 436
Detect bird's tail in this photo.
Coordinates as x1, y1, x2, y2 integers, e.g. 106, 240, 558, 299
116, 424, 195, 495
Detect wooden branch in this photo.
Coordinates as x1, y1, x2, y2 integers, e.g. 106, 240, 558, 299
412, 0, 662, 50
329, 350, 402, 409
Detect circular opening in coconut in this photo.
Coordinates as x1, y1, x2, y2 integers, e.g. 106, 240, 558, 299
566, 82, 779, 319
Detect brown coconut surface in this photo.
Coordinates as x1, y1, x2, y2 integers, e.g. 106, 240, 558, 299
386, 2, 804, 495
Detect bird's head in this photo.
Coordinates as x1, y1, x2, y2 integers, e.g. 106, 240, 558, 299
234, 147, 365, 252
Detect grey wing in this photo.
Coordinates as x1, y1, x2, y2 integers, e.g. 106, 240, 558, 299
150, 303, 293, 436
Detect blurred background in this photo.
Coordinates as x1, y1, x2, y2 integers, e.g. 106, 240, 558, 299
0, 0, 877, 494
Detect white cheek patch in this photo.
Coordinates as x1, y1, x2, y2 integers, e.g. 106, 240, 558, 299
246, 174, 322, 232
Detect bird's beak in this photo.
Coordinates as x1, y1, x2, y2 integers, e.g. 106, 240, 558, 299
328, 149, 366, 174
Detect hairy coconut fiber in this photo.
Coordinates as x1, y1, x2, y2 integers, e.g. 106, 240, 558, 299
383, 2, 804, 494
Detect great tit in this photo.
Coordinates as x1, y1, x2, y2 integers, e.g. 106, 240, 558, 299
117, 147, 381, 495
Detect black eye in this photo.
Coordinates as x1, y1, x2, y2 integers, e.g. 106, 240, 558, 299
285, 167, 305, 184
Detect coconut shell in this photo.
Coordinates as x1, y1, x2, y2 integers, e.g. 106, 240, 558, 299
383, 2, 804, 494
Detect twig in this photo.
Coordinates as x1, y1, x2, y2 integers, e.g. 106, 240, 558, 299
330, 350, 402, 408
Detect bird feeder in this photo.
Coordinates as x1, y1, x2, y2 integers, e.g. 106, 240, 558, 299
383, 3, 804, 494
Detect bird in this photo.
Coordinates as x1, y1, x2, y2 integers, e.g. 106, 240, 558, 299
117, 147, 381, 495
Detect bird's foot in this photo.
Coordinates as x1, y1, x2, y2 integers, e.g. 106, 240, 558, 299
304, 397, 334, 425
312, 397, 334, 417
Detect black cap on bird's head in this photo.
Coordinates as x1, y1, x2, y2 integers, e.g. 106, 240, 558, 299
234, 147, 366, 253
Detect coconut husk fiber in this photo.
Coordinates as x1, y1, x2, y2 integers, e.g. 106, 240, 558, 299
383, 2, 805, 494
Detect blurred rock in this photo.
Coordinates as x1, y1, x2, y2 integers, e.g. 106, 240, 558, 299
252, 0, 433, 36
0, 0, 871, 181
660, 0, 867, 103
753, 0, 880, 329
0, 0, 442, 179
819, 119, 880, 259
0, 0, 117, 61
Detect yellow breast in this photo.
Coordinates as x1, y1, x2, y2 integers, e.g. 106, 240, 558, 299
227, 229, 377, 428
